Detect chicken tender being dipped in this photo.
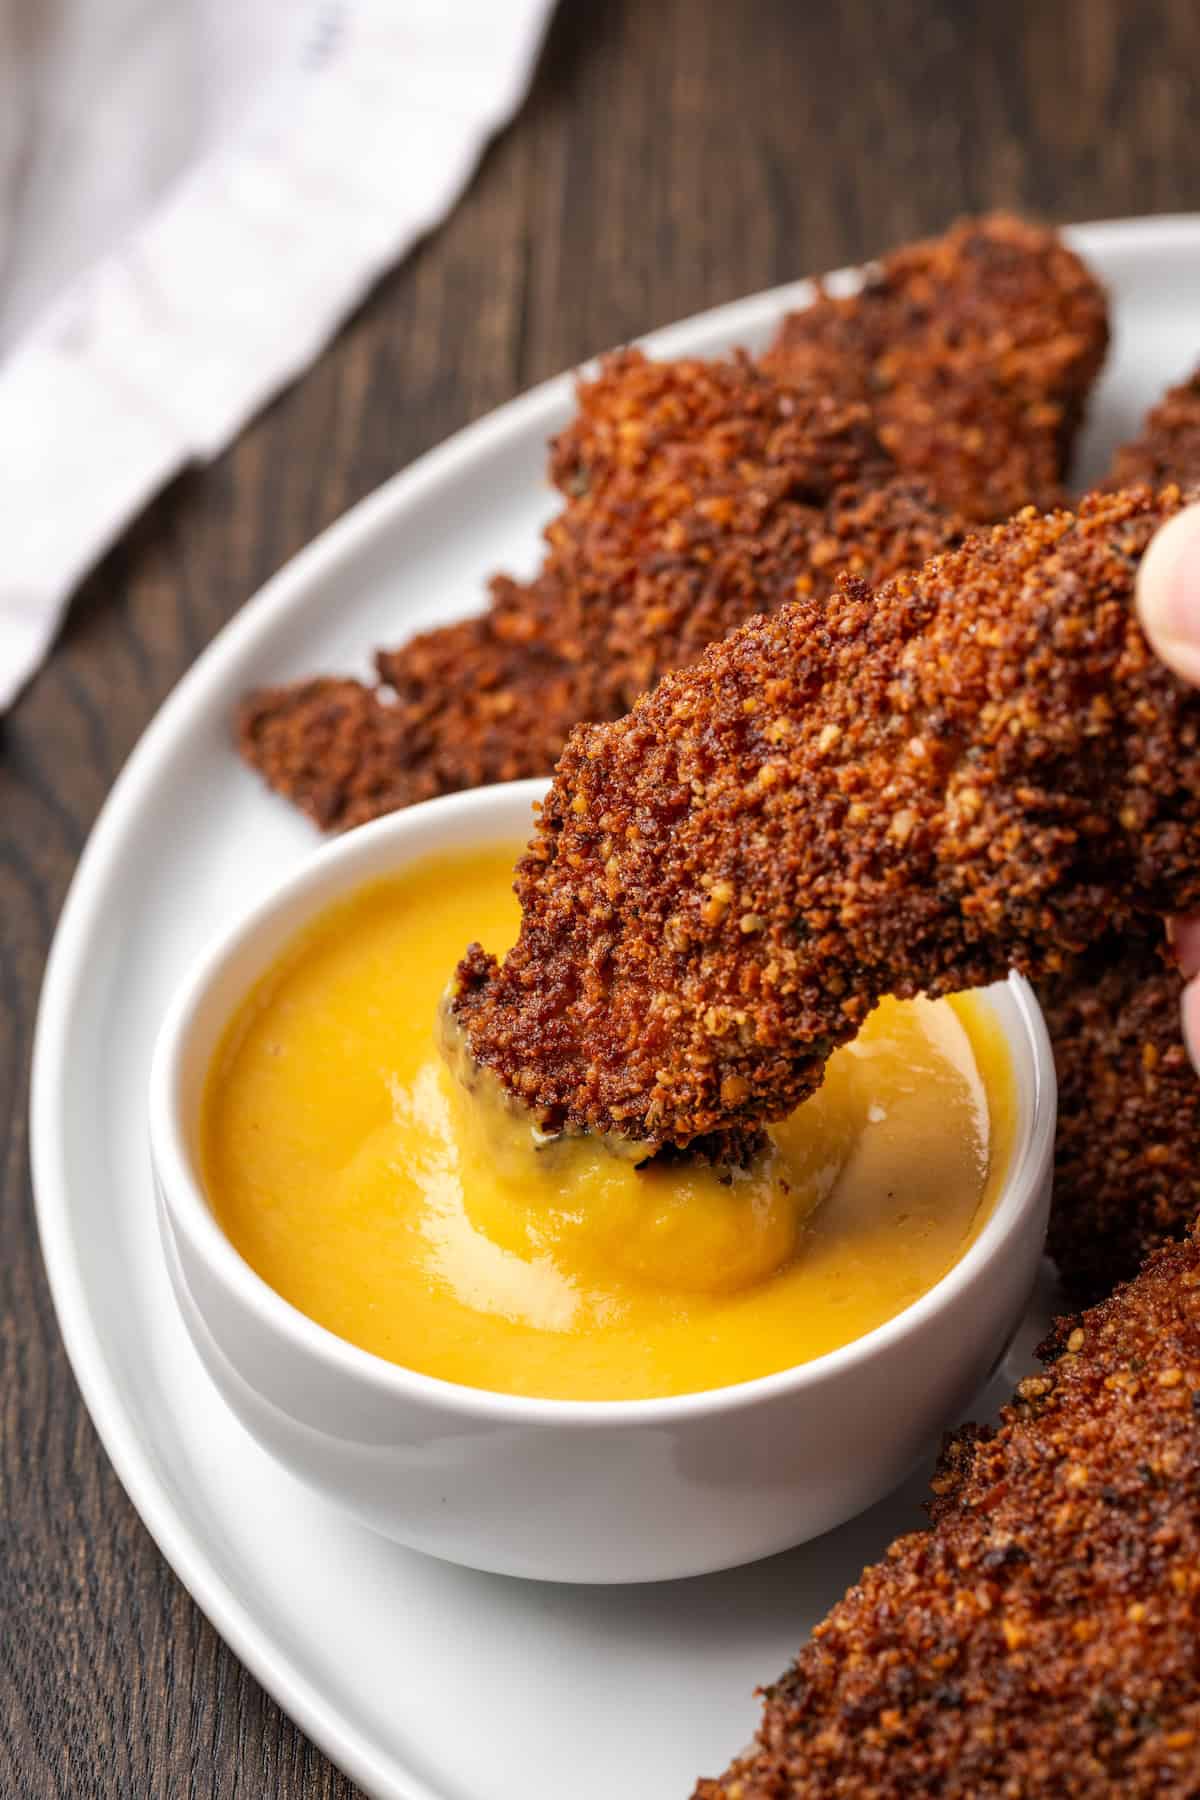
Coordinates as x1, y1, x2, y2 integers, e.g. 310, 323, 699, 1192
453, 486, 1200, 1152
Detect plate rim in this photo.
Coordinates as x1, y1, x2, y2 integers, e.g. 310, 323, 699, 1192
30, 212, 1200, 1800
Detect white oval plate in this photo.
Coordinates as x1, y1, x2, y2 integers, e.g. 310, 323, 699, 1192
33, 217, 1200, 1800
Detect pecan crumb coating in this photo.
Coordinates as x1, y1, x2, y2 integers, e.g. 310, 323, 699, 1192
1107, 369, 1200, 492
237, 361, 958, 830
764, 212, 1108, 522
694, 1229, 1200, 1800
454, 487, 1200, 1148
1040, 366, 1200, 1295
1044, 934, 1200, 1303
237, 215, 1106, 832
239, 625, 595, 831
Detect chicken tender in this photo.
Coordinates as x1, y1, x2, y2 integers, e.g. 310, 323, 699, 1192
238, 626, 598, 831
1040, 366, 1200, 1295
1044, 935, 1200, 1302
693, 1228, 1200, 1800
453, 487, 1200, 1149
1107, 369, 1200, 492
238, 362, 957, 829
238, 216, 1106, 831
764, 211, 1107, 522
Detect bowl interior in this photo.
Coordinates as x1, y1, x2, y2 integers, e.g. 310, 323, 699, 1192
167, 781, 548, 1175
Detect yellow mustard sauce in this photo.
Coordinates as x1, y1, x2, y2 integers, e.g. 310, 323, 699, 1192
200, 846, 1016, 1401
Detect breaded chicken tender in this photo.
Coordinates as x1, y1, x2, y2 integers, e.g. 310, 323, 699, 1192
237, 625, 596, 831
1044, 935, 1200, 1302
238, 216, 1106, 831
1107, 369, 1200, 492
239, 362, 957, 830
764, 212, 1107, 522
453, 488, 1200, 1149
693, 1228, 1200, 1800
1040, 368, 1200, 1295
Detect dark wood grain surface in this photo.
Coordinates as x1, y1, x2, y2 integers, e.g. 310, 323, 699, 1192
4, 1, 1200, 1792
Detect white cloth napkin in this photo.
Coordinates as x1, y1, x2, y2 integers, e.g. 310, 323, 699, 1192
0, 0, 555, 710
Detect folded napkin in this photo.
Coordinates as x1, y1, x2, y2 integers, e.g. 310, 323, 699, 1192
0, 0, 554, 710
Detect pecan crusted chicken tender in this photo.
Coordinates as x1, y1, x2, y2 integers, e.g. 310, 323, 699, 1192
1107, 368, 1200, 492
237, 621, 594, 832
1040, 366, 1200, 1297
1044, 936, 1200, 1303
453, 487, 1200, 1148
238, 215, 1106, 831
764, 211, 1107, 522
237, 361, 960, 831
694, 1230, 1200, 1800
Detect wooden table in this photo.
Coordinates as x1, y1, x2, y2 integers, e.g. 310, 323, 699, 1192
4, 0, 1199, 1791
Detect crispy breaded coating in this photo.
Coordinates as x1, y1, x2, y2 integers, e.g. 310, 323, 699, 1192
1043, 934, 1200, 1303
529, 359, 950, 712
764, 212, 1108, 522
238, 216, 1107, 831
453, 488, 1200, 1148
238, 363, 958, 829
239, 627, 597, 831
1107, 370, 1200, 492
237, 678, 412, 833
693, 1230, 1200, 1800
1038, 366, 1200, 1296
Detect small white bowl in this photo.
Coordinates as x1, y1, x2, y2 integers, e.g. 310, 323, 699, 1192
150, 778, 1056, 1585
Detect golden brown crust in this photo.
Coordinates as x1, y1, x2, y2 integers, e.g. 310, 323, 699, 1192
765, 212, 1108, 523
236, 678, 415, 833
237, 216, 1106, 831
1107, 371, 1200, 493
1043, 935, 1200, 1302
1037, 365, 1200, 1296
236, 360, 955, 830
534, 357, 958, 714
235, 360, 955, 830
454, 488, 1200, 1147
694, 1231, 1200, 1799
237, 626, 603, 832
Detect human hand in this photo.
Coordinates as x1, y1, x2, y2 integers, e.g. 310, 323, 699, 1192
1136, 502, 1200, 1070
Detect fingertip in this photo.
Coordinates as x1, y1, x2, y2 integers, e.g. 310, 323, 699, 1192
1137, 503, 1200, 687
1169, 916, 1200, 981
1182, 979, 1200, 1079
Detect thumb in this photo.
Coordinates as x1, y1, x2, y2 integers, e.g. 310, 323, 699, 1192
1136, 501, 1200, 688
1182, 977, 1200, 1078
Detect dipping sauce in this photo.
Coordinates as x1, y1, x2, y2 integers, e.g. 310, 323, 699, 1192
201, 846, 1016, 1400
